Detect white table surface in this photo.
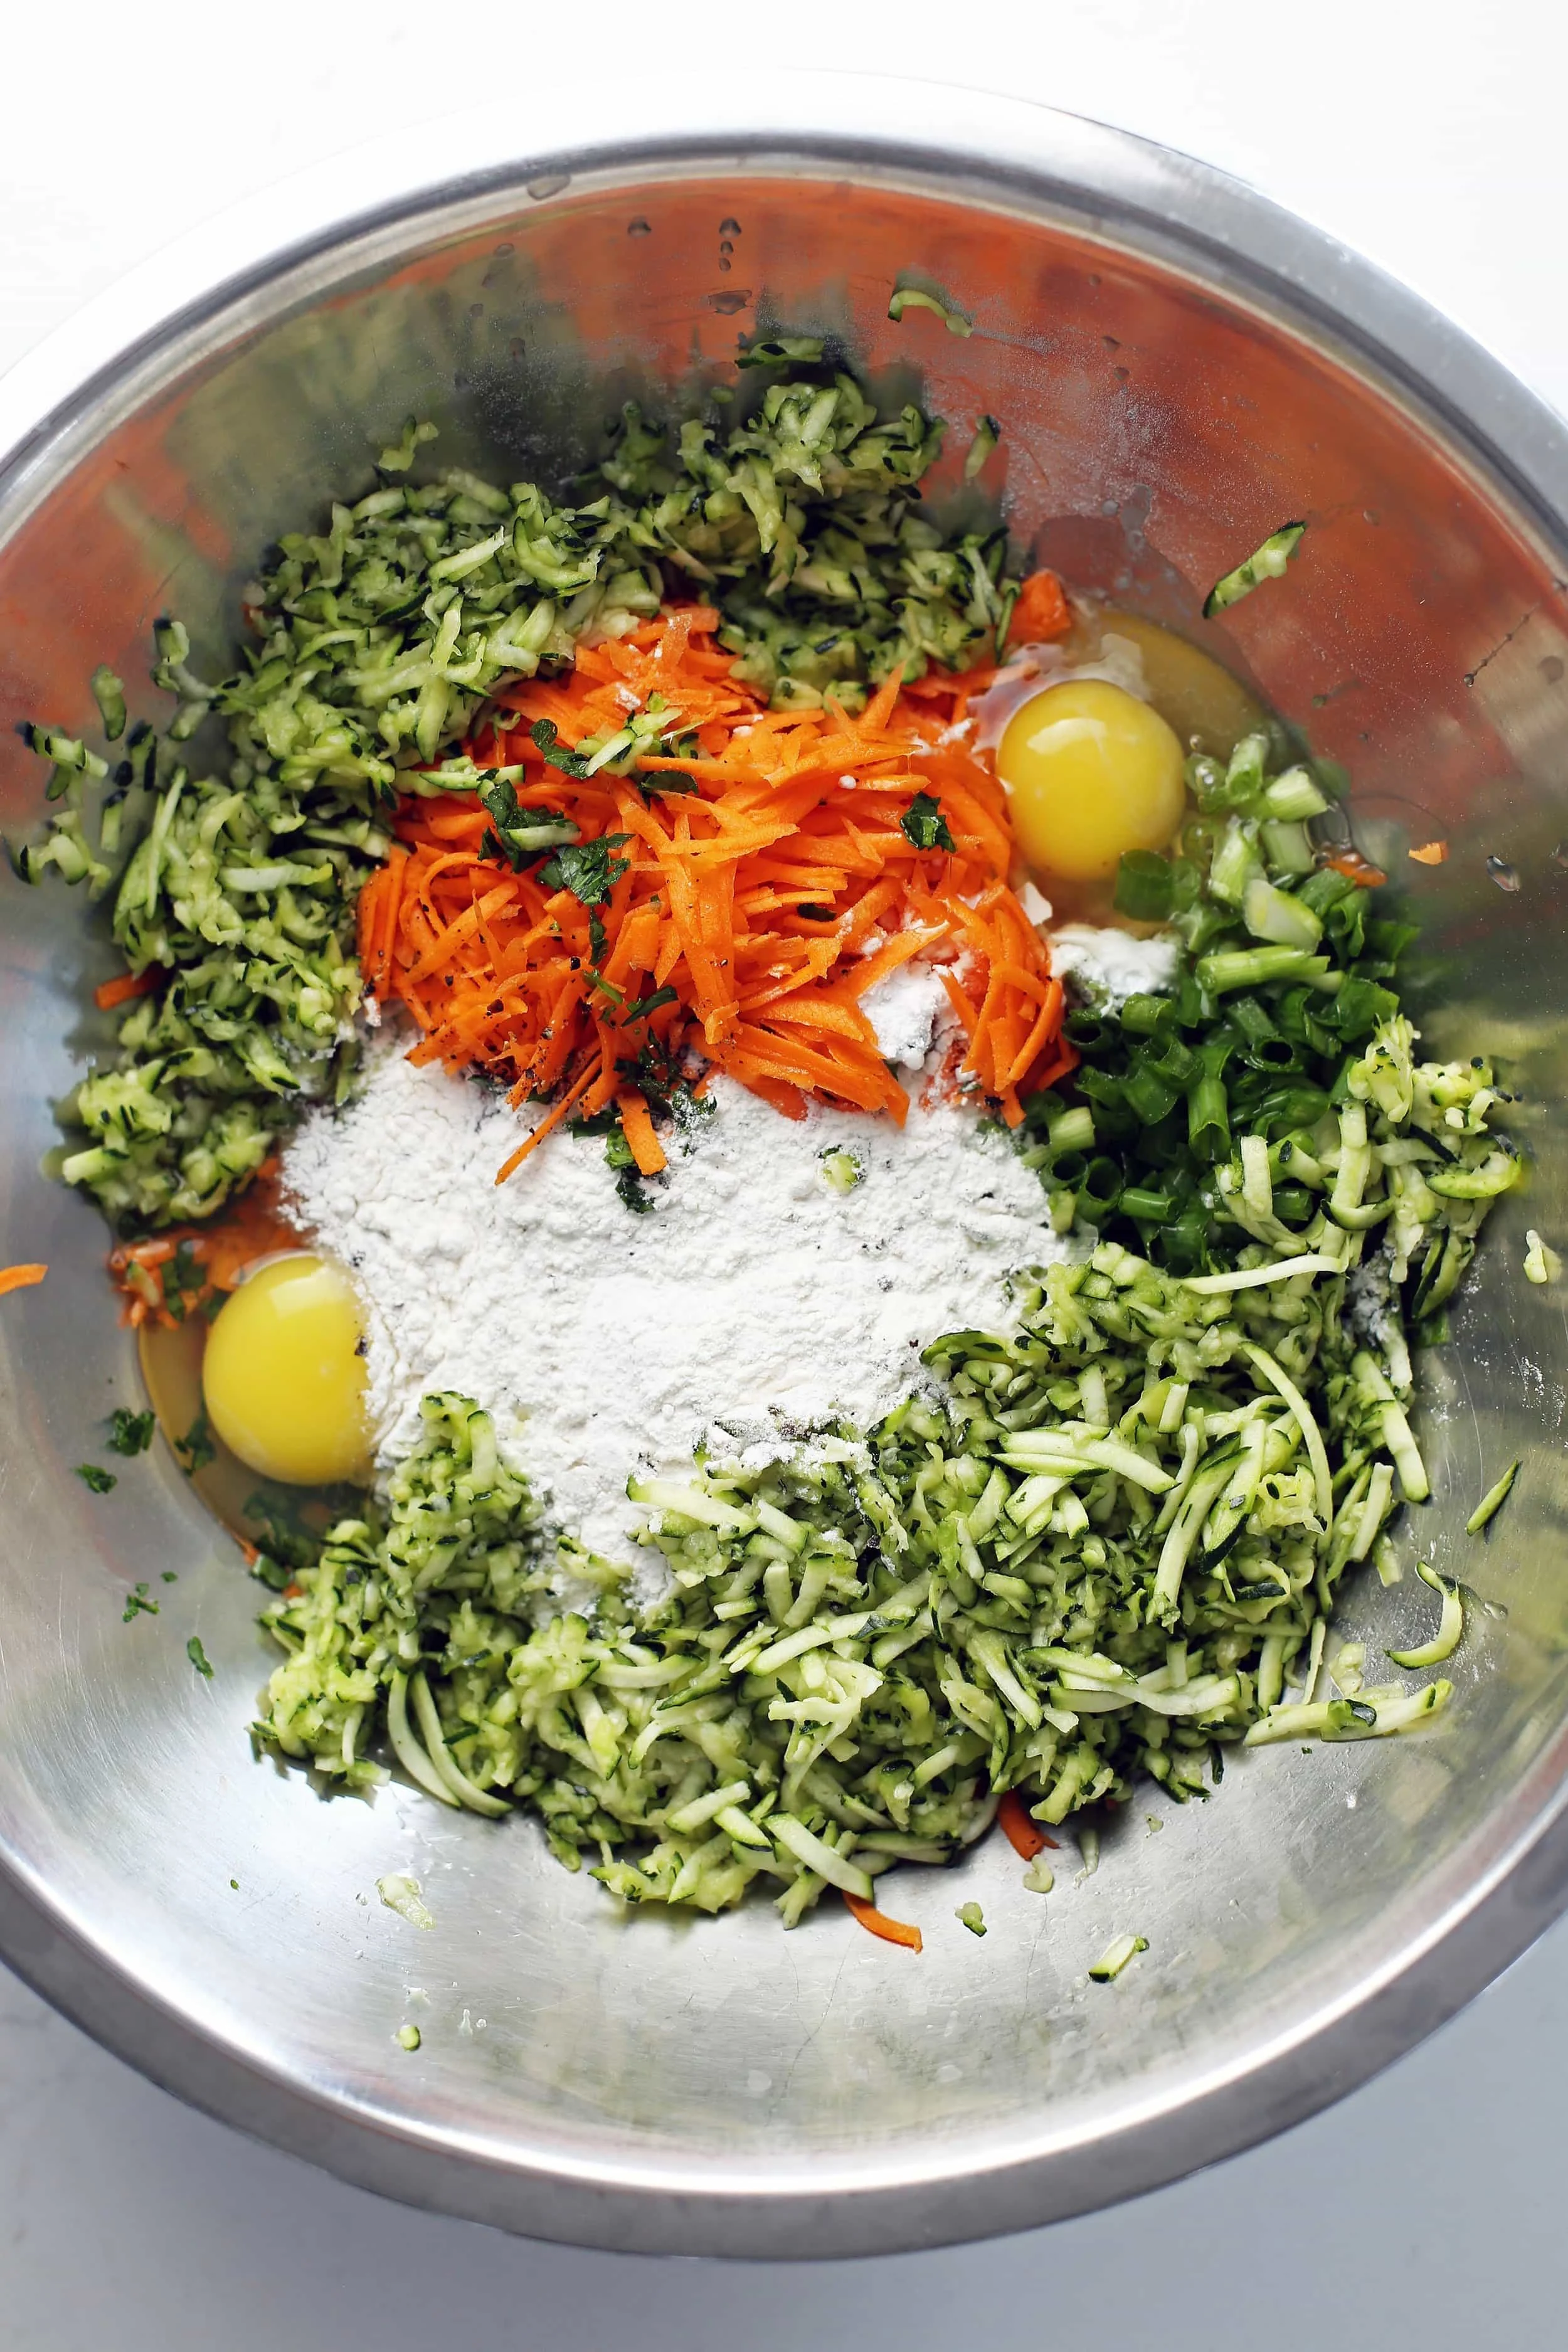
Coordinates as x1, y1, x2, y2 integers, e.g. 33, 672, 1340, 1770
4, 6, 1566, 2340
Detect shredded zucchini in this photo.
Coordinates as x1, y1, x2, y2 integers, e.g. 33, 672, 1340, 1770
245, 711, 1517, 1925
887, 285, 973, 337
1466, 1460, 1520, 1537
14, 357, 1522, 1929
16, 357, 1020, 1229
1203, 523, 1306, 617
1385, 1560, 1464, 1668
1089, 1933, 1148, 1981
1523, 1229, 1557, 1284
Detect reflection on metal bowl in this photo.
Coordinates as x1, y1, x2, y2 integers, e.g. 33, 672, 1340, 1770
1, 77, 1567, 2261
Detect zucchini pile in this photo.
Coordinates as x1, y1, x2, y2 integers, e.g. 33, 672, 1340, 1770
254, 739, 1517, 1918
11, 348, 1012, 1231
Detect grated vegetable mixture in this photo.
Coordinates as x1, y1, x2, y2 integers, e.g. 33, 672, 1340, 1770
11, 344, 1523, 1934
255, 741, 1517, 1920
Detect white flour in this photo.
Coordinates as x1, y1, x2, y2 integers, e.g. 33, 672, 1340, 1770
1049, 923, 1179, 1009
861, 963, 950, 1067
283, 1023, 1060, 1577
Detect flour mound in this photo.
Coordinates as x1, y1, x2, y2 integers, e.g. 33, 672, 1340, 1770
283, 1051, 1061, 1574
1049, 923, 1179, 1009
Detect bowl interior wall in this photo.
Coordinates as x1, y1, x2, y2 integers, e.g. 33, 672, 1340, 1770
3, 158, 1568, 2225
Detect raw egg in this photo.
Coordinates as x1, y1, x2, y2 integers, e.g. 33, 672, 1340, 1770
997, 677, 1185, 882
202, 1253, 371, 1486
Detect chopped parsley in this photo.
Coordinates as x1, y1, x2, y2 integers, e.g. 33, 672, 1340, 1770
477, 773, 577, 871
602, 1116, 656, 1214
176, 1408, 217, 1475
75, 1463, 117, 1494
122, 1583, 159, 1622
900, 792, 955, 853
621, 984, 678, 1026
538, 834, 632, 906
616, 1170, 654, 1215
107, 1407, 157, 1456
160, 1240, 206, 1321
186, 1635, 215, 1678
529, 717, 591, 779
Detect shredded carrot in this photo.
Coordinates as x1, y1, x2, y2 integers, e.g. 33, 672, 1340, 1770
494, 1055, 605, 1185
842, 1889, 924, 1952
617, 1091, 667, 1176
1008, 568, 1073, 645
364, 607, 1068, 1170
1325, 849, 1387, 889
106, 1165, 300, 1327
93, 967, 161, 1012
0, 1263, 47, 1299
997, 1788, 1057, 1859
1408, 840, 1449, 866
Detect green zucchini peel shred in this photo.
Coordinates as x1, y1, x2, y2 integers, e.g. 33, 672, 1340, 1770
1385, 1560, 1465, 1669
1089, 1933, 1148, 1981
1466, 1459, 1520, 1537
1204, 523, 1306, 617
887, 285, 973, 337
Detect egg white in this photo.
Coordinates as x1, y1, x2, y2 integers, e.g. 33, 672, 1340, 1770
968, 630, 1152, 754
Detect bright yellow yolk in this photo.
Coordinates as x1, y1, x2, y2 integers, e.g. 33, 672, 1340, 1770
202, 1253, 370, 1486
997, 678, 1186, 882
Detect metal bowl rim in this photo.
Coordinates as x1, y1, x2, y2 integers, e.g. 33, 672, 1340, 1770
3, 68, 1567, 2257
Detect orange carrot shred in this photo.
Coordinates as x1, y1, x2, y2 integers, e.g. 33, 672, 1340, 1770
1007, 568, 1072, 645
997, 1789, 1057, 1860
1325, 850, 1387, 888
0, 1263, 47, 1299
842, 1890, 924, 1952
93, 968, 160, 1012
1408, 840, 1449, 866
617, 1091, 667, 1177
494, 1056, 604, 1185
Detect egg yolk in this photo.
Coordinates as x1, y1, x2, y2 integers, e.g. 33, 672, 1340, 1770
202, 1253, 371, 1486
997, 677, 1186, 882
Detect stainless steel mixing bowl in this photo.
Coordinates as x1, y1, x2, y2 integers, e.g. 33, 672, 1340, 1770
2, 76, 1567, 2260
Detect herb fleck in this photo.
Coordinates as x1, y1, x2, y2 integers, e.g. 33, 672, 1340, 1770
176, 1409, 217, 1475
900, 792, 955, 852
186, 1635, 215, 1678
529, 717, 591, 778
539, 833, 633, 906
75, 1463, 117, 1494
160, 1239, 206, 1322
107, 1407, 157, 1456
